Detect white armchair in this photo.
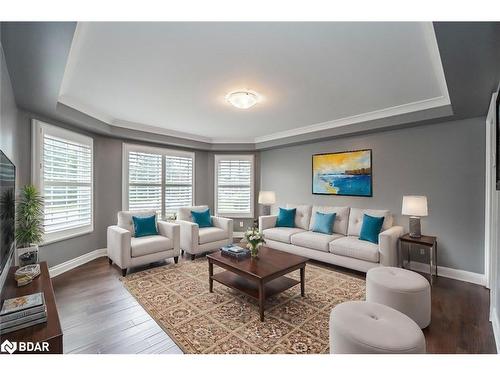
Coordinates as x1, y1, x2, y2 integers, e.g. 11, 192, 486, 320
177, 205, 233, 260
107, 210, 180, 276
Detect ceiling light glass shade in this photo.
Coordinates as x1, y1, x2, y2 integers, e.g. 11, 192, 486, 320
225, 90, 260, 109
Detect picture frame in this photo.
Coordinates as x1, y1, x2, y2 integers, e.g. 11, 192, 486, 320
312, 149, 373, 197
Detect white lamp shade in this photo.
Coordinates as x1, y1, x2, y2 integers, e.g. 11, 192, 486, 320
258, 191, 276, 205
402, 195, 428, 217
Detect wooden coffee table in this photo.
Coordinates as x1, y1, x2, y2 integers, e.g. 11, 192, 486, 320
207, 246, 308, 321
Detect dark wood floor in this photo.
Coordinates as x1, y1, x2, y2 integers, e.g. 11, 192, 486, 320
52, 255, 497, 354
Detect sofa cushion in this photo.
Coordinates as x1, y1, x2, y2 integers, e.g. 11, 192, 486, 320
198, 227, 227, 244
310, 206, 350, 235
347, 208, 393, 237
118, 210, 157, 237
276, 207, 296, 228
359, 214, 385, 244
291, 231, 343, 252
329, 236, 380, 263
131, 235, 173, 257
177, 205, 209, 222
286, 204, 312, 230
311, 212, 336, 235
263, 227, 306, 244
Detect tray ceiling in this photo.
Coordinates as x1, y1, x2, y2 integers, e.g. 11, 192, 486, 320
58, 22, 450, 144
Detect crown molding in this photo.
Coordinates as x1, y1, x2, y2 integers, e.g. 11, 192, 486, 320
253, 95, 450, 143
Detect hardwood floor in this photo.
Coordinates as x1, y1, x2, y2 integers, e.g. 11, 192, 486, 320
52, 255, 497, 354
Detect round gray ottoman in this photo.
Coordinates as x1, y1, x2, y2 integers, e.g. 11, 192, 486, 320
329, 301, 426, 354
366, 266, 431, 328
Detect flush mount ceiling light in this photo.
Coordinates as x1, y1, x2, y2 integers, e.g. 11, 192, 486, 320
225, 90, 260, 109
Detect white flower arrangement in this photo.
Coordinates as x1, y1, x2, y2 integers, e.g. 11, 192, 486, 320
244, 226, 266, 256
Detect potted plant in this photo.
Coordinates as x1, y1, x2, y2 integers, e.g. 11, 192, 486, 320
244, 226, 266, 258
15, 185, 44, 266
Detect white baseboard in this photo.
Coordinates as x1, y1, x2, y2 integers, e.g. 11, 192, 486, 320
49, 248, 107, 278
491, 308, 500, 354
408, 261, 486, 286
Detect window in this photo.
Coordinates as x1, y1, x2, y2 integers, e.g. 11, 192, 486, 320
123, 144, 194, 218
32, 120, 94, 244
215, 154, 254, 218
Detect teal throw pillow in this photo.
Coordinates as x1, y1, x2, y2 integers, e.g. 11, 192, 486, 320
276, 207, 296, 228
359, 214, 385, 244
132, 215, 158, 237
312, 212, 336, 235
191, 208, 213, 228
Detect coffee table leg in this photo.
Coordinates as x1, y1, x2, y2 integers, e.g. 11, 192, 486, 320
209, 261, 213, 293
259, 281, 265, 322
300, 266, 305, 297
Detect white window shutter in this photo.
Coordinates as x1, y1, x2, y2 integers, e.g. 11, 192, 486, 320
165, 155, 193, 215
128, 151, 162, 214
36, 122, 94, 243
124, 145, 194, 218
215, 156, 254, 218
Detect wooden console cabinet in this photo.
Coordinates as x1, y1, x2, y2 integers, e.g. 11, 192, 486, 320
0, 261, 63, 354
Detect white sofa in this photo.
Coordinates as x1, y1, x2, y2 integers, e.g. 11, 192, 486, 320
107, 210, 180, 276
177, 205, 233, 260
259, 204, 403, 273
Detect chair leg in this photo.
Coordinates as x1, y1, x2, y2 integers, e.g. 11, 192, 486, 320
122, 268, 127, 277
174, 256, 179, 264
191, 254, 196, 261
108, 257, 112, 265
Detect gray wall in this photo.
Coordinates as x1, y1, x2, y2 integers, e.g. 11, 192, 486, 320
1, 42, 29, 187
260, 117, 486, 274
0, 40, 28, 288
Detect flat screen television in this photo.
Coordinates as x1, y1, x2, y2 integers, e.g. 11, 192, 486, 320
0, 150, 16, 277
496, 83, 500, 190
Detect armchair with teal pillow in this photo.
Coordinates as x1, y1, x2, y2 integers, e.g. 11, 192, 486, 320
359, 214, 385, 244
107, 210, 180, 276
276, 207, 296, 227
177, 205, 233, 260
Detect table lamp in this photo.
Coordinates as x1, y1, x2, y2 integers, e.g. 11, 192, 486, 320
402, 195, 428, 238
258, 191, 276, 216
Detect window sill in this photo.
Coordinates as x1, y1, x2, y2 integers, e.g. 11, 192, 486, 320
216, 214, 255, 219
41, 228, 94, 246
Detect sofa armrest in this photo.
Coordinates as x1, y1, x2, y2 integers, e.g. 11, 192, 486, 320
259, 215, 277, 231
157, 221, 180, 253
212, 216, 233, 241
177, 219, 199, 252
378, 225, 404, 267
107, 225, 131, 269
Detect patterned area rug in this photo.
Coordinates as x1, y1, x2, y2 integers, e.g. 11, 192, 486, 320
121, 257, 365, 354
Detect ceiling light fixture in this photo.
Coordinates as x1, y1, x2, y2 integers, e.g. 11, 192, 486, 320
225, 90, 260, 109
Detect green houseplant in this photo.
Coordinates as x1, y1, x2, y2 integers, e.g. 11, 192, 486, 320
16, 184, 44, 265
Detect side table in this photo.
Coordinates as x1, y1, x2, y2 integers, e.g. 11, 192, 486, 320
398, 233, 438, 285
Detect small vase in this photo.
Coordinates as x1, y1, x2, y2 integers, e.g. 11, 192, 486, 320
250, 244, 259, 258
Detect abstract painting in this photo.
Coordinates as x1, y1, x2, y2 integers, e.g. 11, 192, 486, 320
312, 149, 372, 196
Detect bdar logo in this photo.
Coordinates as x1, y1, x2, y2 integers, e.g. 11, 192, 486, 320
1, 339, 17, 354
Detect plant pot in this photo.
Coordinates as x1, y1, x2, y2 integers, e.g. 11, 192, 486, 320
16, 245, 39, 267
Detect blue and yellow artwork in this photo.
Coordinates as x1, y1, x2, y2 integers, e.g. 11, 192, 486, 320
312, 150, 372, 196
